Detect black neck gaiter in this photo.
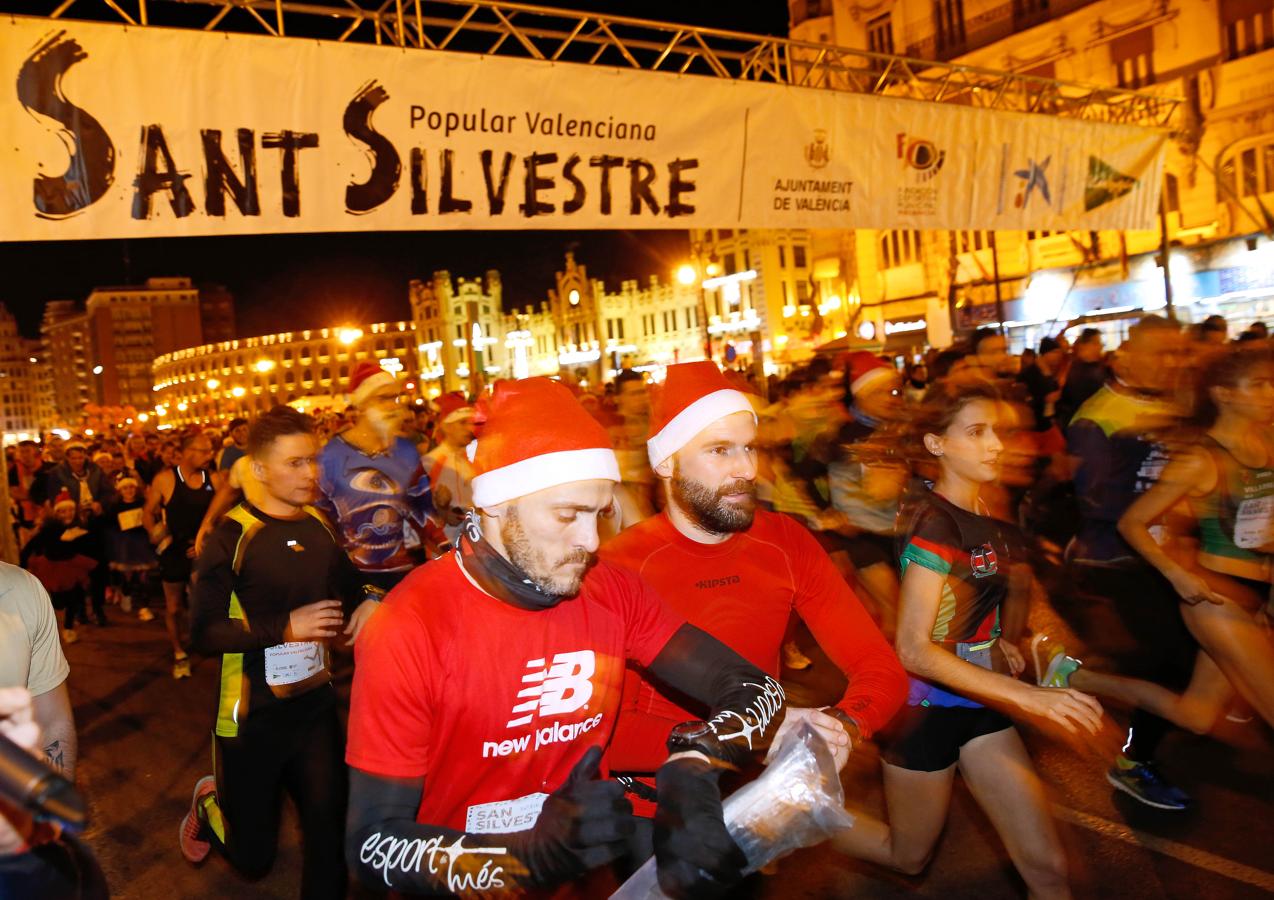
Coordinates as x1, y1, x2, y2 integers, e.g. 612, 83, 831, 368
454, 511, 567, 610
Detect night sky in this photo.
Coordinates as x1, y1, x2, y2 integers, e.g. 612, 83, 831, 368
1, 1, 790, 338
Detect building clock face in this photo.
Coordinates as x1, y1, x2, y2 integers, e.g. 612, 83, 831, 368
568, 289, 580, 306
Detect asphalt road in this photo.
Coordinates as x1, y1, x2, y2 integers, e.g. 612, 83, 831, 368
60, 594, 1273, 899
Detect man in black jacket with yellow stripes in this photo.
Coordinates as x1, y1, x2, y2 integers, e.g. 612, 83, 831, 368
176, 406, 382, 899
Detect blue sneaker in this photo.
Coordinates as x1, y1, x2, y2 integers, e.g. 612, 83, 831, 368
1106, 760, 1190, 811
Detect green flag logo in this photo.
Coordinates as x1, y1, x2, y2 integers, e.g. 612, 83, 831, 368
1085, 156, 1138, 211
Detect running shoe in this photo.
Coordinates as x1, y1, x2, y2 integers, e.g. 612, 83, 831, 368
1106, 759, 1190, 811
179, 776, 216, 864
782, 641, 812, 671
137, 607, 155, 622
61, 628, 78, 645
173, 652, 191, 680
1030, 634, 1081, 688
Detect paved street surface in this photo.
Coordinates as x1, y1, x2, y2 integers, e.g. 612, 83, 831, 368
63, 597, 1273, 899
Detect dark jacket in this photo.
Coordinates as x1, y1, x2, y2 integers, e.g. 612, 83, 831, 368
43, 461, 108, 509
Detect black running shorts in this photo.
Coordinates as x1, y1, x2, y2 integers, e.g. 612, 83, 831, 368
882, 703, 1013, 772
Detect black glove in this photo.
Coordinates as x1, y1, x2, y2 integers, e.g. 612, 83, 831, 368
653, 757, 748, 899
511, 745, 636, 886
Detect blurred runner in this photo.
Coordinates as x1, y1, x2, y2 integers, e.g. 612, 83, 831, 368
144, 432, 218, 679
315, 362, 433, 593
846, 380, 1100, 897
602, 360, 906, 818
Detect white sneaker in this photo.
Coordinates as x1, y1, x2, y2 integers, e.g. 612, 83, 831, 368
173, 652, 191, 679
137, 607, 155, 622
61, 628, 79, 645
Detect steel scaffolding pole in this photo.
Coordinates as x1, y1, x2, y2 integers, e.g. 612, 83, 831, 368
24, 0, 1180, 127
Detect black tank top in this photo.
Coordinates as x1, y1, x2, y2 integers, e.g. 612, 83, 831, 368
165, 466, 214, 542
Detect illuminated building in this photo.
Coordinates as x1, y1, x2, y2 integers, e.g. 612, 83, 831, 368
0, 305, 42, 441
787, 0, 1274, 356
41, 300, 92, 427
153, 321, 419, 426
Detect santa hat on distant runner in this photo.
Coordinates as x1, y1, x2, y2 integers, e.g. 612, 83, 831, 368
435, 391, 474, 424
466, 378, 620, 508
53, 489, 77, 513
845, 351, 897, 397
646, 361, 756, 468
347, 361, 397, 407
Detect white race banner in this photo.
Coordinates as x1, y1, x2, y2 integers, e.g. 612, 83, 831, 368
1, 17, 1167, 240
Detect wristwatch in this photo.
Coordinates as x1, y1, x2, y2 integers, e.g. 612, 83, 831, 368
665, 720, 715, 755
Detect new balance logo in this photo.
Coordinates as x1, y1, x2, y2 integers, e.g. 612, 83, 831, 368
506, 651, 595, 728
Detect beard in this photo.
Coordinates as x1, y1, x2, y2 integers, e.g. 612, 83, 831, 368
500, 507, 593, 597
671, 468, 757, 535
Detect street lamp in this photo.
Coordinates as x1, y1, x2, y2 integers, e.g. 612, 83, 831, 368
677, 246, 718, 363
255, 359, 275, 373
338, 327, 363, 346
206, 378, 220, 390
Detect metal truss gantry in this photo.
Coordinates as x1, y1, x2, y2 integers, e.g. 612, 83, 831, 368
28, 0, 1180, 126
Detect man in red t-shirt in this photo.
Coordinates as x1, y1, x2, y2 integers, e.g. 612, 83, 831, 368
346, 378, 787, 898
602, 361, 907, 800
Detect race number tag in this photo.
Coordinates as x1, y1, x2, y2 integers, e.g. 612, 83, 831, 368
264, 641, 327, 687
117, 508, 144, 531
1234, 497, 1274, 550
466, 793, 548, 834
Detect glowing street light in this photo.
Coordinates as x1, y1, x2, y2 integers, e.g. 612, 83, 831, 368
338, 327, 363, 345
255, 359, 276, 373
676, 264, 697, 286
206, 378, 220, 390
231, 386, 246, 398
92, 365, 103, 375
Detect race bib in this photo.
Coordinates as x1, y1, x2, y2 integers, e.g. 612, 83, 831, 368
117, 508, 144, 531
1234, 496, 1274, 550
466, 793, 548, 834
264, 641, 327, 687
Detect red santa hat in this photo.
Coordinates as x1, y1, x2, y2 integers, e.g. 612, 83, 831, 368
435, 391, 474, 424
347, 360, 397, 407
646, 361, 757, 468
466, 378, 619, 508
846, 351, 897, 396
53, 489, 77, 512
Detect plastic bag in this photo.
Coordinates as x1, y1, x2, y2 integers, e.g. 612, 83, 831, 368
610, 722, 854, 899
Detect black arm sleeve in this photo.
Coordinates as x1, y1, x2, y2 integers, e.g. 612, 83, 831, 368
346, 769, 533, 895
190, 522, 289, 654
644, 623, 786, 768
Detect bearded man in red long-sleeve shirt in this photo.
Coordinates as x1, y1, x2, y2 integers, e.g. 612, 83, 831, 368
602, 362, 907, 810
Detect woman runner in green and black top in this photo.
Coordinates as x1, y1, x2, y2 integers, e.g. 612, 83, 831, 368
878, 380, 1101, 898
1114, 347, 1274, 731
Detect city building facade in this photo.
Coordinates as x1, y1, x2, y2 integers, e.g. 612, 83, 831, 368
786, 0, 1274, 357
41, 300, 92, 428
153, 321, 420, 426
86, 277, 205, 410
0, 305, 42, 442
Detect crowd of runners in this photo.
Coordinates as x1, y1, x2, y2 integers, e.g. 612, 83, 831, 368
2, 314, 1272, 899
